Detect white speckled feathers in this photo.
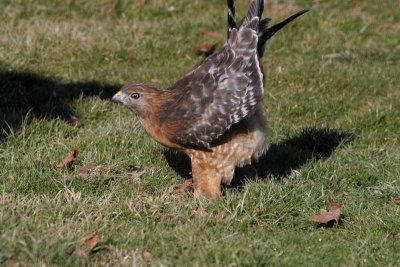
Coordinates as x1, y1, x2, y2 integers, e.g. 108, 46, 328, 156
161, 0, 265, 149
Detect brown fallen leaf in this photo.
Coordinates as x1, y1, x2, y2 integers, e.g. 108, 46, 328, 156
200, 28, 223, 40
386, 198, 400, 205
167, 179, 193, 196
309, 198, 341, 225
192, 43, 219, 57
57, 150, 80, 169
85, 231, 100, 252
67, 115, 82, 127
142, 251, 153, 261
71, 230, 101, 257
192, 207, 206, 218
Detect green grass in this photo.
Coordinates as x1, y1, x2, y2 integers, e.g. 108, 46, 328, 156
1, 0, 399, 265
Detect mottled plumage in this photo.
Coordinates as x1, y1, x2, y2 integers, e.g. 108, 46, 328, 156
162, 20, 262, 149
111, 0, 307, 198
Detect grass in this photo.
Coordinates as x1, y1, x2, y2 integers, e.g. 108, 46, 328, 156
0, 0, 399, 265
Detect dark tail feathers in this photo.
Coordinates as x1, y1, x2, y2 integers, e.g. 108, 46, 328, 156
258, 9, 309, 57
227, 0, 237, 38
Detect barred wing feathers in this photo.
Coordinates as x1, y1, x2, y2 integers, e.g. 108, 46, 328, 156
162, 20, 263, 149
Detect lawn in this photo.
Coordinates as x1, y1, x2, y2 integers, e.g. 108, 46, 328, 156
1, 0, 399, 266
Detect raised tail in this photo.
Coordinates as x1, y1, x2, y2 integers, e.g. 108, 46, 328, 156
241, 0, 264, 30
257, 9, 309, 57
227, 1, 309, 57
227, 0, 237, 38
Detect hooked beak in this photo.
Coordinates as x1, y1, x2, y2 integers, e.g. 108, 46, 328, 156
111, 90, 123, 103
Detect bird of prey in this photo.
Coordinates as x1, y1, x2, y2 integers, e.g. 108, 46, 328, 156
112, 0, 308, 198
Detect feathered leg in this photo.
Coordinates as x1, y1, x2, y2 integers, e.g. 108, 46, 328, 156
191, 156, 222, 199
188, 108, 268, 198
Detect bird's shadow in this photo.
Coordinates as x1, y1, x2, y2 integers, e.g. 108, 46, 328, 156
164, 127, 353, 186
0, 70, 120, 140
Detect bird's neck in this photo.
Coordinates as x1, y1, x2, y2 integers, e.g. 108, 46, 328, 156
137, 90, 183, 150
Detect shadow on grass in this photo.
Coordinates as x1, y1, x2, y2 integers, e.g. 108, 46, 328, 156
0, 70, 120, 140
164, 127, 353, 186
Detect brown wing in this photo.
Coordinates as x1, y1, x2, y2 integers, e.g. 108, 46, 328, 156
162, 7, 263, 149
162, 22, 263, 149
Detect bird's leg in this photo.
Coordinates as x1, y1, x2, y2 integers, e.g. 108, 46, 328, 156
191, 158, 222, 199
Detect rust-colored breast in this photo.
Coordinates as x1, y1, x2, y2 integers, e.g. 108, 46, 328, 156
139, 115, 184, 150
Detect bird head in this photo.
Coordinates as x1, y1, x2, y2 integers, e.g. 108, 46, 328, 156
111, 83, 159, 118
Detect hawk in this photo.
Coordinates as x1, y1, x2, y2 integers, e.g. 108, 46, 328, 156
112, 0, 308, 198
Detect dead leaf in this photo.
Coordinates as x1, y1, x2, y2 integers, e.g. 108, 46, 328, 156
192, 43, 219, 56
85, 231, 100, 252
71, 230, 101, 257
386, 198, 400, 205
192, 207, 206, 217
200, 28, 223, 40
142, 251, 153, 261
67, 115, 82, 127
167, 179, 193, 196
57, 150, 79, 169
309, 198, 341, 225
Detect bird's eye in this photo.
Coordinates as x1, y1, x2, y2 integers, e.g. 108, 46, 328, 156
130, 93, 140, 99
